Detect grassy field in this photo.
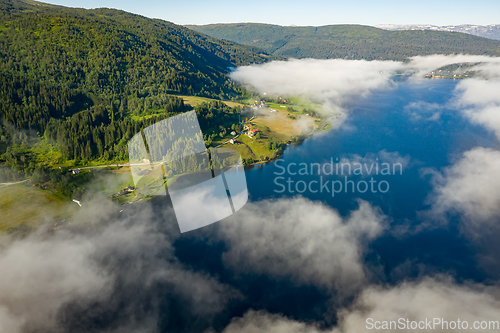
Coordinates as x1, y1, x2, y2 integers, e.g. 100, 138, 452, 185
0, 166, 144, 232
252, 108, 318, 136
244, 97, 324, 113
0, 183, 77, 231
288, 97, 325, 111
265, 102, 307, 114
210, 122, 289, 163
174, 95, 244, 108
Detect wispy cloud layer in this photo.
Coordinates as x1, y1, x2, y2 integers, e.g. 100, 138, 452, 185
428, 147, 500, 224
222, 277, 500, 333
216, 197, 386, 295
0, 198, 238, 333
4, 54, 500, 332
230, 58, 402, 115
453, 78, 500, 140
230, 55, 500, 118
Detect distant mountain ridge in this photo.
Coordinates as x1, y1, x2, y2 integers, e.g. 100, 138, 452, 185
187, 23, 500, 61
376, 24, 500, 41
0, 1, 276, 99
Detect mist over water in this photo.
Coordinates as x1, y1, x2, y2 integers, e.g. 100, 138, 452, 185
3, 76, 500, 333
245, 78, 498, 215
186, 78, 494, 283
163, 78, 500, 330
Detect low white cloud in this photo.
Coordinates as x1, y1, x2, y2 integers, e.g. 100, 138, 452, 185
216, 197, 387, 295
0, 233, 112, 333
453, 78, 500, 140
337, 277, 500, 333
230, 56, 500, 115
404, 101, 443, 122
406, 58, 500, 276
406, 54, 500, 78
426, 147, 500, 276
428, 147, 500, 227
334, 150, 411, 177
0, 188, 388, 332
0, 197, 238, 333
229, 56, 500, 134
230, 58, 402, 116
454, 78, 500, 107
222, 277, 500, 333
222, 310, 323, 333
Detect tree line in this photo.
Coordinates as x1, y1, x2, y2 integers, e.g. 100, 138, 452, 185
0, 3, 267, 184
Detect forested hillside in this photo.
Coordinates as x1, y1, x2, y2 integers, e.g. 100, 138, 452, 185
187, 23, 500, 60
0, 0, 274, 180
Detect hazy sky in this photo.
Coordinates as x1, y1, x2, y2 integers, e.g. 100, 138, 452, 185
43, 0, 499, 26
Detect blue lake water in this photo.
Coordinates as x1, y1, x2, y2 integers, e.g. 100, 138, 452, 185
172, 78, 499, 328
245, 78, 498, 218
239, 78, 498, 282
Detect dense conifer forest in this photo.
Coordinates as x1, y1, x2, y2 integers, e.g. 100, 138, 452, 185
0, 0, 274, 181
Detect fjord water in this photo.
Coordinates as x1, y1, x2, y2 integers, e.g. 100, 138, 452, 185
245, 78, 498, 220
238, 78, 498, 282
172, 78, 498, 328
